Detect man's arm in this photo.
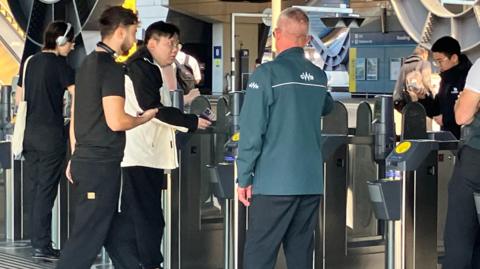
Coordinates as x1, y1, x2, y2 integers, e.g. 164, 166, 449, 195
236, 67, 273, 188
128, 60, 201, 131
455, 59, 480, 125
455, 89, 480, 125
103, 96, 157, 131
322, 92, 334, 116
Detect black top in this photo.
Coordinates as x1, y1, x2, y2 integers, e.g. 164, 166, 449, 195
419, 54, 472, 139
18, 52, 74, 152
73, 51, 126, 161
126, 47, 198, 131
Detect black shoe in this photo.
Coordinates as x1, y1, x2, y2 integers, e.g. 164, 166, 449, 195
32, 245, 60, 260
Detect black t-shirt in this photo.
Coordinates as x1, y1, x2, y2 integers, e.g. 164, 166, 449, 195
73, 51, 126, 161
18, 52, 74, 152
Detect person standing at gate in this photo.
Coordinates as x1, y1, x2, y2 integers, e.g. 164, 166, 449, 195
392, 45, 432, 112
56, 6, 158, 269
409, 36, 472, 139
106, 21, 211, 269
16, 20, 75, 260
443, 58, 480, 268
236, 7, 334, 269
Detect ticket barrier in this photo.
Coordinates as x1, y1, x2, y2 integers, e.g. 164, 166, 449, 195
166, 93, 236, 269
314, 95, 396, 269
368, 103, 458, 269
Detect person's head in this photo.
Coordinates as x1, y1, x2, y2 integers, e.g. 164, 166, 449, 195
413, 45, 429, 61
144, 21, 180, 67
43, 21, 75, 56
431, 36, 461, 72
98, 6, 139, 55
273, 7, 310, 54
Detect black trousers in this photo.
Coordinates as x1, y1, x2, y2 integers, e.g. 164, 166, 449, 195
444, 146, 480, 269
244, 195, 321, 269
107, 166, 165, 269
56, 159, 121, 269
23, 149, 65, 249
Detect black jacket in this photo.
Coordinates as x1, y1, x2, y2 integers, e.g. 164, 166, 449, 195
419, 54, 472, 139
126, 47, 198, 131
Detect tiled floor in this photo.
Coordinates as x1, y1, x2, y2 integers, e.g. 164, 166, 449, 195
0, 240, 114, 269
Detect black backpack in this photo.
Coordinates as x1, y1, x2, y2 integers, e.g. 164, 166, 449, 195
175, 55, 195, 94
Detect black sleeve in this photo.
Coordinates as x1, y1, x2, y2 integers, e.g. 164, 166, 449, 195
157, 107, 198, 132
58, 58, 75, 89
102, 62, 125, 98
418, 93, 440, 117
128, 60, 198, 132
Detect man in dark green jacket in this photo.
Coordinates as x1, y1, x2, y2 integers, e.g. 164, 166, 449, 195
237, 7, 334, 269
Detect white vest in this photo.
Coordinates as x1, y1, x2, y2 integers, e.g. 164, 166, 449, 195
121, 75, 188, 169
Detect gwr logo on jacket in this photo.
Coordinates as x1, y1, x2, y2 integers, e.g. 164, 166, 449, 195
300, 72, 314, 81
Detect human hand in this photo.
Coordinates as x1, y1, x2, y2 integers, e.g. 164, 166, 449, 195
66, 160, 74, 184
406, 89, 419, 102
184, 89, 201, 105
237, 185, 252, 207
433, 115, 443, 126
139, 108, 159, 121
197, 118, 211, 130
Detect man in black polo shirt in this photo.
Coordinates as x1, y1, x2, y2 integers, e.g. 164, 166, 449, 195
56, 6, 158, 269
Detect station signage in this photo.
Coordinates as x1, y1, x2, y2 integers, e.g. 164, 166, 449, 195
351, 32, 415, 46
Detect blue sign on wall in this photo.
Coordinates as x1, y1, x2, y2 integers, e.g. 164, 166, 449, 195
213, 46, 222, 59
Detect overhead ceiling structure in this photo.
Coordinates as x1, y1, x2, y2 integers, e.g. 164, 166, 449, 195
7, 0, 123, 64
391, 0, 480, 58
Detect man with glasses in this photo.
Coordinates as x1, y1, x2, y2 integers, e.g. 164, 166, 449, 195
237, 7, 333, 269
106, 21, 210, 269
410, 36, 472, 139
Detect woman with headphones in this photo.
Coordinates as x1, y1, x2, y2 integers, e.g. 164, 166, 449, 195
16, 20, 75, 260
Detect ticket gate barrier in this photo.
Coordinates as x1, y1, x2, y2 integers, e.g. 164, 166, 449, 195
166, 94, 235, 269
369, 103, 458, 269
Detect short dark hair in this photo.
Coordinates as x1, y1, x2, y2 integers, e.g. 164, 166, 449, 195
431, 36, 461, 58
43, 21, 74, 50
144, 21, 179, 44
98, 6, 139, 39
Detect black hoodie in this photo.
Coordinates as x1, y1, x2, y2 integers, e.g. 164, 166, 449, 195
419, 54, 472, 139
126, 46, 198, 131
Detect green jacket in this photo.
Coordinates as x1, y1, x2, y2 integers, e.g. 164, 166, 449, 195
237, 47, 334, 195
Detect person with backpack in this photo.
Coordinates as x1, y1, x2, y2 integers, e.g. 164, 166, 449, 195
393, 45, 432, 112
408, 36, 472, 139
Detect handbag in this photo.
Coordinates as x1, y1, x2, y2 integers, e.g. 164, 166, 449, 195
12, 56, 32, 159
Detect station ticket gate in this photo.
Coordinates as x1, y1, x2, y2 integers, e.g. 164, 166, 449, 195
368, 102, 458, 269
0, 92, 459, 269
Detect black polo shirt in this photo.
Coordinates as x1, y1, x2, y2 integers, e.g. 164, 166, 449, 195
72, 51, 126, 162
18, 52, 74, 152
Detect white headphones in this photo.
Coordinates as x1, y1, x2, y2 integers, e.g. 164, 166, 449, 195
56, 22, 72, 46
